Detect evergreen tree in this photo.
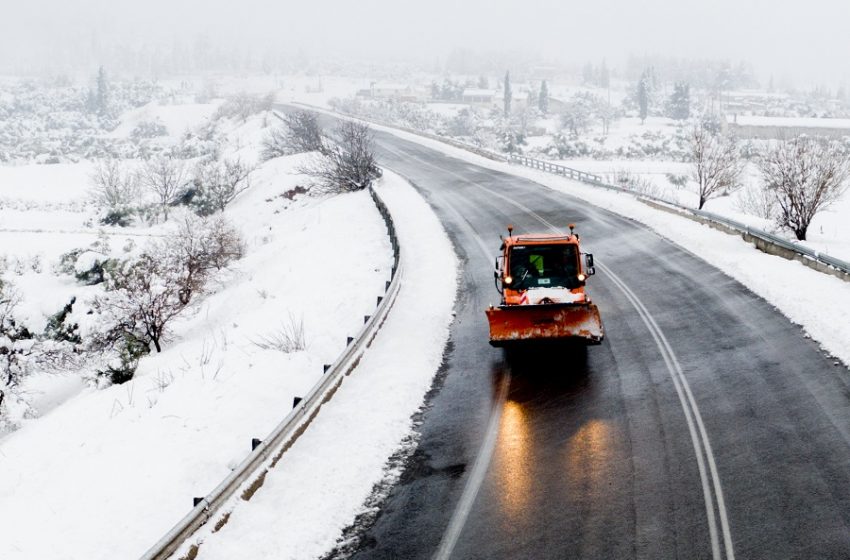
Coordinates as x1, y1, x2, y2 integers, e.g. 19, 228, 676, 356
668, 82, 691, 120
96, 66, 109, 116
637, 75, 649, 124
538, 80, 549, 114
477, 75, 489, 89
503, 71, 512, 117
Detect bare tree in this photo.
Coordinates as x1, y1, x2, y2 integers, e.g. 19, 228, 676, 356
93, 216, 245, 363
262, 111, 325, 160
140, 155, 186, 221
193, 158, 254, 214
89, 158, 140, 223
94, 254, 184, 354
690, 123, 743, 209
167, 215, 245, 304
758, 136, 850, 240
298, 120, 380, 193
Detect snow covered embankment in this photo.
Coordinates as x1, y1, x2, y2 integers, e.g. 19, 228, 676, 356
182, 170, 457, 560
0, 154, 393, 559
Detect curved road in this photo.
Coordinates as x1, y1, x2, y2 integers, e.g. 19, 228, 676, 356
301, 111, 850, 560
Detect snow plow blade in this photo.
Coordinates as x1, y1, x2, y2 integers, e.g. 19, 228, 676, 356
486, 303, 604, 346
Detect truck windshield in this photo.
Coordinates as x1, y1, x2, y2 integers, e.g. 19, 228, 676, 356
509, 244, 580, 289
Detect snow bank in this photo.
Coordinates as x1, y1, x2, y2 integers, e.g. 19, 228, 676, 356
0, 163, 393, 560
186, 171, 458, 560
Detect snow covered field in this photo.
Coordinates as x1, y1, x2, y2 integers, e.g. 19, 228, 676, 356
0, 94, 400, 559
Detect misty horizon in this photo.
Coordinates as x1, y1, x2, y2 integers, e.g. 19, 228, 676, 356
1, 0, 848, 88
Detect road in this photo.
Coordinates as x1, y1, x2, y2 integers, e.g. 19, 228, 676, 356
302, 111, 850, 560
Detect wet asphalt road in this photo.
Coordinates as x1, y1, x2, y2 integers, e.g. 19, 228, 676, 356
289, 109, 850, 560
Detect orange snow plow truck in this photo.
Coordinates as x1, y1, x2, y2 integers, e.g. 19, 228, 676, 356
486, 224, 604, 346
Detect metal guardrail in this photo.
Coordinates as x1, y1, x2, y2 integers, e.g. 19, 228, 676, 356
508, 155, 603, 184
507, 154, 850, 279
139, 185, 403, 560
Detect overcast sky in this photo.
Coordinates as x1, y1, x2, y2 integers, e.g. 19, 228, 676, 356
1, 0, 847, 85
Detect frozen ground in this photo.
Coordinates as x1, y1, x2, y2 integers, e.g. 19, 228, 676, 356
0, 97, 396, 559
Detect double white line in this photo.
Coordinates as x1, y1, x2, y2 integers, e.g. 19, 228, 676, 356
602, 263, 735, 560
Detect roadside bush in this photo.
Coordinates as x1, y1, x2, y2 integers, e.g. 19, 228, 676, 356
298, 121, 380, 193
262, 110, 325, 160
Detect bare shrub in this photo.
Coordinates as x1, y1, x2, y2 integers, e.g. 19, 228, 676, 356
262, 111, 325, 160
251, 314, 306, 353
758, 136, 850, 240
90, 158, 141, 225
298, 121, 381, 194
140, 155, 186, 221
92, 215, 243, 379
168, 215, 245, 304
94, 253, 186, 355
192, 158, 254, 214
735, 181, 778, 221
690, 122, 743, 209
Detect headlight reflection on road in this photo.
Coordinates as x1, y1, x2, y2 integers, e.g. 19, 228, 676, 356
495, 400, 532, 522
565, 419, 615, 493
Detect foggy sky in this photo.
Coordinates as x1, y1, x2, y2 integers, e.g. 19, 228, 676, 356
1, 0, 848, 85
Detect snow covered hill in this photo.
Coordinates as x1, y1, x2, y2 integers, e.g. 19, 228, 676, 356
0, 95, 394, 559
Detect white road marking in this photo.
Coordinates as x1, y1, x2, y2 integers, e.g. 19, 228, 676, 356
383, 134, 735, 559
432, 373, 510, 560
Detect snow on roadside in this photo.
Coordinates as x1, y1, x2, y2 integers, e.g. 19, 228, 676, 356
0, 160, 393, 560
187, 170, 458, 560
319, 112, 850, 368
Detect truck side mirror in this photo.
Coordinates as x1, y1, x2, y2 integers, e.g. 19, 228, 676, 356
584, 254, 595, 275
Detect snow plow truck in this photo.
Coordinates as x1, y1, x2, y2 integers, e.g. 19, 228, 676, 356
486, 224, 604, 346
